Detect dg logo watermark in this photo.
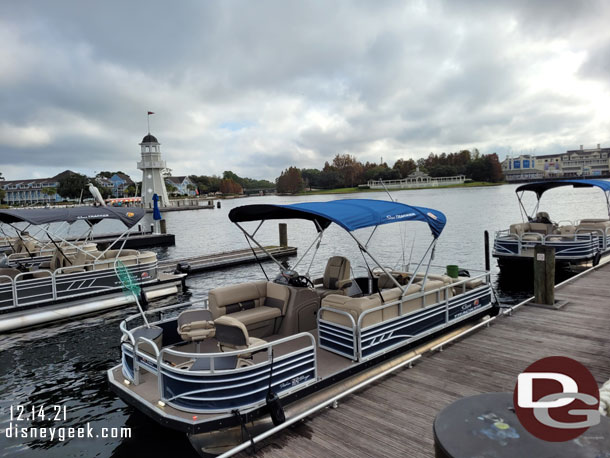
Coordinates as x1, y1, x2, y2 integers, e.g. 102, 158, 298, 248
513, 356, 600, 442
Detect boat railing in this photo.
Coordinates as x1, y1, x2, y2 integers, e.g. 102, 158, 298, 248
494, 229, 601, 257
120, 301, 201, 343
1, 255, 160, 310
319, 271, 491, 361
152, 332, 317, 414
357, 271, 490, 327
574, 228, 608, 251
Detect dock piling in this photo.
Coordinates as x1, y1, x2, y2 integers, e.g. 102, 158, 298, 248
484, 230, 490, 271
159, 219, 167, 234
533, 245, 555, 305
279, 223, 288, 247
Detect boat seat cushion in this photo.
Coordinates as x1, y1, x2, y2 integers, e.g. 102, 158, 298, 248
557, 225, 576, 235
208, 281, 290, 330
228, 306, 282, 327
451, 276, 485, 290
577, 220, 610, 232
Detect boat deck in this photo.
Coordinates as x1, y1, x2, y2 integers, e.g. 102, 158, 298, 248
245, 262, 610, 458
109, 329, 355, 426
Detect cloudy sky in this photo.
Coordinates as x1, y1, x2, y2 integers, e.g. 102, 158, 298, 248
2, 0, 610, 182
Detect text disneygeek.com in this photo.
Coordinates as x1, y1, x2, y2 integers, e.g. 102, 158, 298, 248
3, 423, 132, 441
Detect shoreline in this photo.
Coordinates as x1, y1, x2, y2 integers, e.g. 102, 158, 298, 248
294, 181, 504, 196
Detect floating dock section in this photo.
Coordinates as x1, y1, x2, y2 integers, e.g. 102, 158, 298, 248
158, 245, 297, 275
232, 262, 610, 457
88, 231, 175, 250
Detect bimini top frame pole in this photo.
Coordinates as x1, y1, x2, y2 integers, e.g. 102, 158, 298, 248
229, 199, 447, 289
515, 179, 610, 220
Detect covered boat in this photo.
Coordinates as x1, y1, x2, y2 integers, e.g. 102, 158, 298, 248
108, 199, 497, 455
493, 179, 610, 270
0, 206, 184, 331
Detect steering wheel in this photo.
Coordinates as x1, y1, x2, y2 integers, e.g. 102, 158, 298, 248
289, 275, 315, 288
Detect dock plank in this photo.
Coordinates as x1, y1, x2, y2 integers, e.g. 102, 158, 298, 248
246, 262, 610, 458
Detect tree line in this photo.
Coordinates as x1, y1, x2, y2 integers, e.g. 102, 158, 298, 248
275, 150, 503, 194
188, 171, 274, 195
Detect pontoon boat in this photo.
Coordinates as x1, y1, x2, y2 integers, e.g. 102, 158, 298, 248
0, 207, 184, 332
493, 179, 610, 270
108, 199, 497, 455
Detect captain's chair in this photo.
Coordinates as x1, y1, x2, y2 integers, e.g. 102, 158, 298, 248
535, 212, 553, 224
214, 316, 266, 354
313, 256, 352, 298
177, 309, 216, 344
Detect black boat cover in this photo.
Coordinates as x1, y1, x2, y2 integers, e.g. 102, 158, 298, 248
0, 207, 146, 228
516, 179, 610, 198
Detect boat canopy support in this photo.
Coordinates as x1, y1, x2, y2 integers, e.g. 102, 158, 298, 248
515, 179, 610, 220
230, 199, 445, 293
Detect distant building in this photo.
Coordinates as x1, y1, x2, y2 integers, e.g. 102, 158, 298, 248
502, 144, 610, 182
165, 176, 196, 196
109, 173, 134, 197
0, 171, 73, 205
367, 166, 465, 189
501, 154, 544, 182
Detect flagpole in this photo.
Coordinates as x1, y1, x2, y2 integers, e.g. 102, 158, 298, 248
147, 112, 150, 134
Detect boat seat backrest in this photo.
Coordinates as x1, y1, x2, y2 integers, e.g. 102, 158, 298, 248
322, 256, 350, 289
509, 223, 530, 236
214, 315, 267, 353
0, 268, 20, 283
15, 239, 37, 254
177, 309, 215, 342
321, 280, 448, 328
577, 220, 610, 232
555, 225, 575, 235
528, 222, 553, 235
207, 281, 268, 319
102, 249, 140, 259
264, 281, 291, 315
137, 251, 157, 264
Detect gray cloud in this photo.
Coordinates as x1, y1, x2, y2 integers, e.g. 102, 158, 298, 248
1, 0, 610, 181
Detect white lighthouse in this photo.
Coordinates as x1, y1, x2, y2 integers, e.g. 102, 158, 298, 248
137, 133, 169, 208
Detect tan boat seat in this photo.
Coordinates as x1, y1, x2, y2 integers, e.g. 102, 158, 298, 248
0, 268, 20, 283
577, 219, 610, 233
451, 276, 485, 290
228, 306, 282, 327
314, 256, 352, 298
321, 280, 448, 328
177, 309, 215, 342
214, 316, 267, 353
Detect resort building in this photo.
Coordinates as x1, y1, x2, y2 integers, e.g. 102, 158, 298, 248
502, 144, 610, 182
165, 176, 197, 196
0, 171, 72, 205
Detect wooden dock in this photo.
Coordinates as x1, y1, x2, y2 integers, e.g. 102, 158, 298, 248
245, 262, 610, 458
158, 245, 297, 275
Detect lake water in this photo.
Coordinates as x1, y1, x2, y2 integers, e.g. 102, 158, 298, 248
0, 183, 608, 457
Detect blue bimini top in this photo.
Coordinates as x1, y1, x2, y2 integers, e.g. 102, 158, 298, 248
229, 199, 447, 238
516, 179, 610, 198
